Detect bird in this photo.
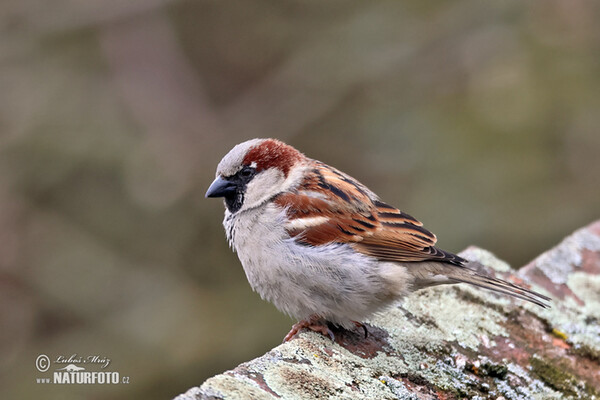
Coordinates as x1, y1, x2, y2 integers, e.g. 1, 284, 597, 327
205, 138, 549, 342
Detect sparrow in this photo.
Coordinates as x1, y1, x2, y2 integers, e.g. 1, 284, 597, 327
206, 138, 549, 342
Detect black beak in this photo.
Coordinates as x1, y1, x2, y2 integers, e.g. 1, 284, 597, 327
205, 177, 237, 198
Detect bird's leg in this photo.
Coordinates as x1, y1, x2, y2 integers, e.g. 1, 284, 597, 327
352, 320, 369, 338
283, 315, 335, 342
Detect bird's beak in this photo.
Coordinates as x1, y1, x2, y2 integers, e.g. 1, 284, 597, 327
205, 176, 237, 198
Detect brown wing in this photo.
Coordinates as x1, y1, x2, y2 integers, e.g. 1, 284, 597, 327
274, 162, 465, 265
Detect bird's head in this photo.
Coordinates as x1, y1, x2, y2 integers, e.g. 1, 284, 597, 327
206, 138, 306, 213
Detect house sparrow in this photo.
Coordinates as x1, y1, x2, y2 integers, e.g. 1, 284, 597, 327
206, 139, 549, 342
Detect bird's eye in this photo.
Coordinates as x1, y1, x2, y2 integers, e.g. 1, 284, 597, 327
239, 167, 254, 178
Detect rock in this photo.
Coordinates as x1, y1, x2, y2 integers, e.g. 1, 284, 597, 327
177, 221, 600, 400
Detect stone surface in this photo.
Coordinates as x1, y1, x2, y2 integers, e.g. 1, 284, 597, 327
176, 221, 600, 400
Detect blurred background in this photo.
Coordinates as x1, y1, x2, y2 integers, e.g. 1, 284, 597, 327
1, 0, 599, 399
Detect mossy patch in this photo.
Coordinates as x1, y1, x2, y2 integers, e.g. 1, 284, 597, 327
529, 356, 578, 397
571, 342, 600, 363
464, 360, 508, 381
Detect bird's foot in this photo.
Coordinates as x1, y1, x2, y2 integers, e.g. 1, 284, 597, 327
283, 316, 335, 342
352, 320, 369, 338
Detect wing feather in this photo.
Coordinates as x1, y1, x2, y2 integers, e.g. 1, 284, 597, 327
275, 162, 465, 265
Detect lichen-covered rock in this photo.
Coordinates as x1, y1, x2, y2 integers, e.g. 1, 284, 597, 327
176, 221, 600, 400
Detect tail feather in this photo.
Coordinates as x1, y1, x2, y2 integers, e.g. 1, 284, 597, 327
449, 272, 551, 308
409, 261, 551, 308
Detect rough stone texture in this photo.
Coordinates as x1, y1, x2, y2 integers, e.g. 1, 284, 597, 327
176, 221, 600, 400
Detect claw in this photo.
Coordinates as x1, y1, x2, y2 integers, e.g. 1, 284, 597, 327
321, 325, 336, 342
283, 316, 336, 342
352, 321, 369, 338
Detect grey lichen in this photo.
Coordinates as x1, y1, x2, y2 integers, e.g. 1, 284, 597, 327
534, 226, 600, 285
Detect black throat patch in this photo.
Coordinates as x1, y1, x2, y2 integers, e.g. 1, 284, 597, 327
224, 166, 256, 213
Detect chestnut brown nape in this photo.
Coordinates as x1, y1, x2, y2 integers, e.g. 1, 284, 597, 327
243, 139, 305, 177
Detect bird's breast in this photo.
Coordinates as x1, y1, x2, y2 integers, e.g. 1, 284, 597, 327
223, 205, 290, 286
